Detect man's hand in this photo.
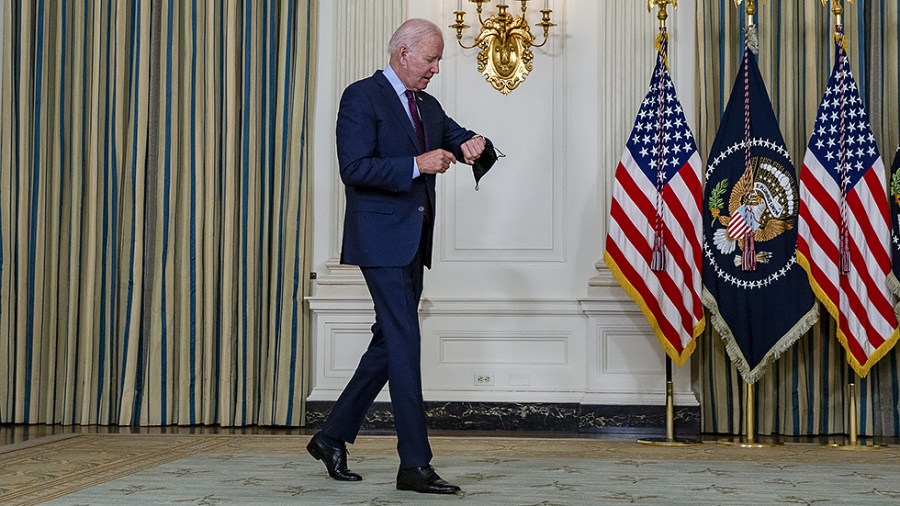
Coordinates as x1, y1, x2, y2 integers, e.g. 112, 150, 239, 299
460, 135, 486, 165
417, 149, 457, 174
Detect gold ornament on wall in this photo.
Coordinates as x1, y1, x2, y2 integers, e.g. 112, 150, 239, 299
450, 0, 556, 95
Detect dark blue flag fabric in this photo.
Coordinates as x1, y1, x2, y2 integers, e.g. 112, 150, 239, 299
702, 47, 818, 384
889, 145, 900, 295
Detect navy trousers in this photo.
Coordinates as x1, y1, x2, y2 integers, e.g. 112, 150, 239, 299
322, 242, 432, 468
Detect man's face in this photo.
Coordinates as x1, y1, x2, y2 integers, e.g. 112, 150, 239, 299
399, 34, 443, 92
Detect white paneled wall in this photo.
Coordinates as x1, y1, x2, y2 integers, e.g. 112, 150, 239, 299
308, 1, 697, 408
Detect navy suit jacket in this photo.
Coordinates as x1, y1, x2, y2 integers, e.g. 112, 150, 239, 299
337, 70, 476, 269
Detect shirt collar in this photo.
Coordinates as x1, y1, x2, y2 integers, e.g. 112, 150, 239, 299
383, 65, 408, 98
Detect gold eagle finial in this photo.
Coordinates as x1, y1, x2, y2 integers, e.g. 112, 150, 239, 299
648, 0, 678, 22
821, 0, 852, 16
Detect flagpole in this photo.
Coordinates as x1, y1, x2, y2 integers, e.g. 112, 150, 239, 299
637, 358, 701, 446
717, 380, 780, 447
829, 379, 885, 450
711, 0, 778, 449
636, 0, 701, 448
814, 0, 885, 452
744, 0, 755, 27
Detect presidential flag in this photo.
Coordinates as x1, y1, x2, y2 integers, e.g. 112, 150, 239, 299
889, 145, 900, 294
702, 45, 817, 384
604, 32, 705, 366
797, 41, 900, 378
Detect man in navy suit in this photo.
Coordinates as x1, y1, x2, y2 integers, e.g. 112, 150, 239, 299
306, 18, 487, 495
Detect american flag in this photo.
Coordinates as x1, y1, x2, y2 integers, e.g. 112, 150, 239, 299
797, 42, 900, 378
604, 33, 705, 366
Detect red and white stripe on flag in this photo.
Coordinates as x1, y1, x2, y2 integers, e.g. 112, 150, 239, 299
796, 47, 900, 377
605, 148, 705, 366
604, 41, 705, 366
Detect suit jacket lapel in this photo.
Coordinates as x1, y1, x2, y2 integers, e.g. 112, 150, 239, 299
374, 71, 422, 153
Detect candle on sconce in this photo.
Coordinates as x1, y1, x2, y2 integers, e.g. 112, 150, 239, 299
457, 0, 462, 10
544, 0, 550, 9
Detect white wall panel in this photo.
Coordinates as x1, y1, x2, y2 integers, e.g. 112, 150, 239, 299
604, 330, 666, 375
309, 307, 377, 400
421, 307, 586, 402
326, 324, 375, 373
441, 41, 563, 261
439, 334, 569, 365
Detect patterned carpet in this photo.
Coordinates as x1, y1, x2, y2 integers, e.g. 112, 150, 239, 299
3, 434, 900, 505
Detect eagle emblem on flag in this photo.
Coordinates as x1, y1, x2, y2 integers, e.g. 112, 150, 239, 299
709, 154, 799, 268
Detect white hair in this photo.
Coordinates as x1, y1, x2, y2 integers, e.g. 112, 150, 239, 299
388, 19, 442, 56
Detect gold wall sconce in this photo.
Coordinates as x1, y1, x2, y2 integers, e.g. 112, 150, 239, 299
450, 0, 556, 95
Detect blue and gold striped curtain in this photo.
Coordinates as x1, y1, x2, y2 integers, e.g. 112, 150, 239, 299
696, 0, 900, 436
0, 0, 316, 427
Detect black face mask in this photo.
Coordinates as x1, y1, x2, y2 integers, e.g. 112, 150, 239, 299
472, 138, 505, 191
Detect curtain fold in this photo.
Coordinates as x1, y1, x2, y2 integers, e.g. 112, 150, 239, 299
0, 0, 316, 427
695, 0, 900, 436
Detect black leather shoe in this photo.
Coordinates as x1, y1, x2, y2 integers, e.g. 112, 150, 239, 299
306, 432, 362, 481
396, 465, 460, 494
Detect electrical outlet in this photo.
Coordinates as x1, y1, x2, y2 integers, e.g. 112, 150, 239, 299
474, 374, 494, 386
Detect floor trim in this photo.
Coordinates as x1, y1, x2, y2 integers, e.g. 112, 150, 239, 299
304, 401, 701, 435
